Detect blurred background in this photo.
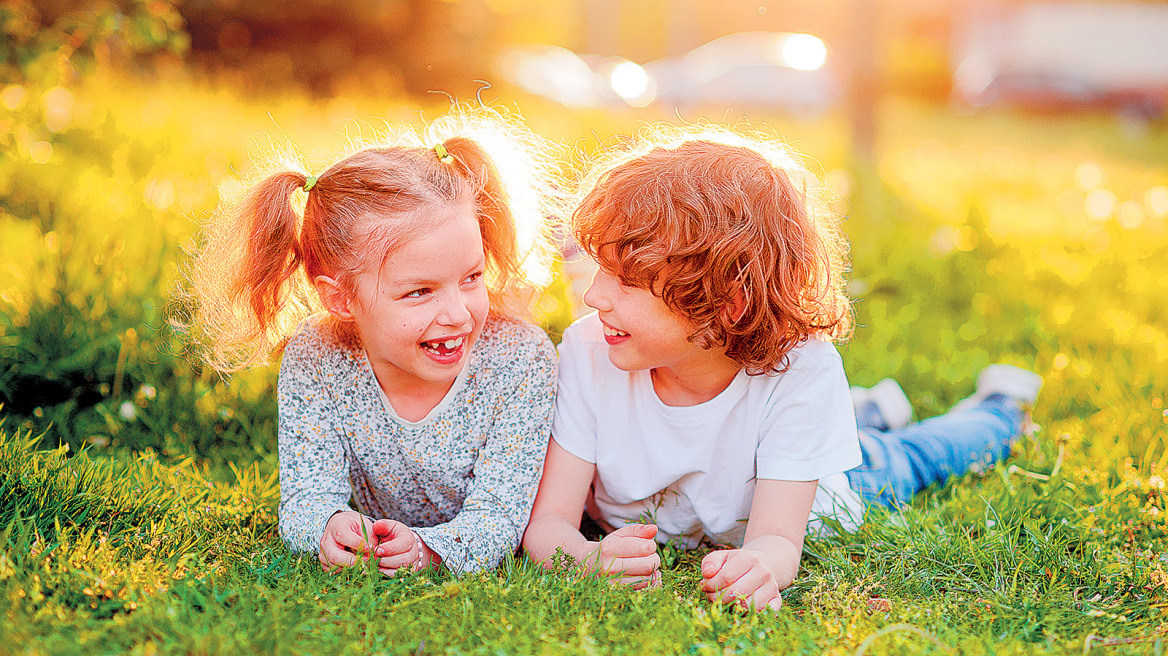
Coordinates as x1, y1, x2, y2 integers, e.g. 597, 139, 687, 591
1, 0, 1166, 474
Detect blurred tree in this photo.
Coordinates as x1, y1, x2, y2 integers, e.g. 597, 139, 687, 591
179, 0, 501, 97
1, 0, 188, 87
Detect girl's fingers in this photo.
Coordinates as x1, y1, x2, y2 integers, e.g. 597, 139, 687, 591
319, 541, 358, 570
377, 543, 420, 570
765, 593, 783, 612
371, 519, 396, 541
333, 522, 373, 551
649, 570, 663, 588
628, 523, 658, 540
374, 527, 416, 557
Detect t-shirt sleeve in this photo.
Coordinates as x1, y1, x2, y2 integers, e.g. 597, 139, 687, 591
548, 322, 599, 464
277, 325, 355, 553
413, 326, 557, 574
755, 341, 862, 481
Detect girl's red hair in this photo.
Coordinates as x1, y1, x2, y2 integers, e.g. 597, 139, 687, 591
573, 125, 852, 374
187, 109, 561, 371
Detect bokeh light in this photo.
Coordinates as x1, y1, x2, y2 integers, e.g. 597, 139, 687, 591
609, 61, 656, 107
1146, 186, 1168, 218
1074, 161, 1105, 191
781, 33, 827, 71
1117, 200, 1145, 230
29, 141, 52, 164
1085, 188, 1117, 221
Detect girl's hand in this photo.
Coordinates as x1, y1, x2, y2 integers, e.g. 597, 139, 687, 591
369, 519, 420, 575
700, 548, 782, 612
319, 511, 380, 571
594, 523, 661, 589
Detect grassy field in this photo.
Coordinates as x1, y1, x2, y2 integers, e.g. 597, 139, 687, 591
2, 72, 1167, 654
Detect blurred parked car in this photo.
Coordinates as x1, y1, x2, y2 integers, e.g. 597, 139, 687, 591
952, 1, 1168, 119
644, 32, 841, 114
496, 44, 653, 108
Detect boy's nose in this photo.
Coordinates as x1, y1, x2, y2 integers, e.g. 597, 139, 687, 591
582, 273, 609, 311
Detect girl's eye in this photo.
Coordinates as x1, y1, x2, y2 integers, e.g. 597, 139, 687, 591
463, 271, 484, 284
404, 288, 431, 299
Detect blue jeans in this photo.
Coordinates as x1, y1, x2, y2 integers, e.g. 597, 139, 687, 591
844, 395, 1023, 509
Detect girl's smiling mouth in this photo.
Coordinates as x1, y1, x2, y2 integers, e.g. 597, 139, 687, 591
420, 335, 467, 363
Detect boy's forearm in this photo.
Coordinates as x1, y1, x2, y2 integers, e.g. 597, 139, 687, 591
740, 534, 802, 589
523, 515, 600, 569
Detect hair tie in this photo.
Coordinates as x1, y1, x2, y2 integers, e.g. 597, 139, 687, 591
303, 175, 319, 192
434, 143, 454, 164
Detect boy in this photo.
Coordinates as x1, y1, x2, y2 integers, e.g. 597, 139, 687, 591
522, 128, 1040, 611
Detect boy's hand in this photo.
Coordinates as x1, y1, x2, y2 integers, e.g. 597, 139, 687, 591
319, 511, 380, 571
700, 548, 782, 612
594, 523, 661, 589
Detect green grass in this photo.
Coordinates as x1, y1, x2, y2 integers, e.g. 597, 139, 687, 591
1, 73, 1167, 654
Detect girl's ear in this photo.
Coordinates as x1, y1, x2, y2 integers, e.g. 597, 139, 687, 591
314, 276, 355, 321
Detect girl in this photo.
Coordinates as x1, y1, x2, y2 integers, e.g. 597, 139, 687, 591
522, 126, 1042, 610
191, 111, 561, 575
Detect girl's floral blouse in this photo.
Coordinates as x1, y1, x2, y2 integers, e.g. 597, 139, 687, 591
277, 313, 556, 574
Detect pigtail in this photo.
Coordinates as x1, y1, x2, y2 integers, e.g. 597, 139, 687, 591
428, 112, 563, 317
241, 173, 308, 327
188, 170, 318, 371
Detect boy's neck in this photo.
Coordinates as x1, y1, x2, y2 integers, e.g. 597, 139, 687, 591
649, 355, 742, 407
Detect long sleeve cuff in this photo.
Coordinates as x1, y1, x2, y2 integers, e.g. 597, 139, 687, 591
280, 502, 354, 554
413, 523, 519, 575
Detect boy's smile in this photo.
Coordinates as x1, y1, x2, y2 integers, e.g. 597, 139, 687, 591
600, 321, 631, 345
583, 267, 740, 405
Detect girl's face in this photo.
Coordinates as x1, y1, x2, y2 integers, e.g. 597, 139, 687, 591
344, 202, 489, 396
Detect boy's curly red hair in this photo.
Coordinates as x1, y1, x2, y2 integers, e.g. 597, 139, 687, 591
573, 126, 852, 374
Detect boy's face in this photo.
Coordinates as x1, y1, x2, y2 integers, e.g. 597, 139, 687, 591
583, 266, 708, 373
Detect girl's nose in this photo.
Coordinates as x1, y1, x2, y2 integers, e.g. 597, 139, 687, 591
436, 290, 473, 327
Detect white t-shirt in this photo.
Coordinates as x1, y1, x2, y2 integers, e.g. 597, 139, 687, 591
553, 313, 864, 548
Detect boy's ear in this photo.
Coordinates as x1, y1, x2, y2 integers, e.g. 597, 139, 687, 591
723, 289, 748, 324
314, 275, 355, 321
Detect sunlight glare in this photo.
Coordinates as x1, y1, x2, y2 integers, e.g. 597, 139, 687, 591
782, 34, 827, 71
609, 61, 656, 107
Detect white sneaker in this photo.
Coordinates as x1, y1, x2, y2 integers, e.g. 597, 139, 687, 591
850, 378, 913, 429
953, 364, 1044, 412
